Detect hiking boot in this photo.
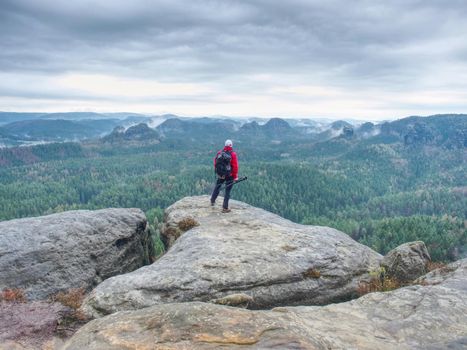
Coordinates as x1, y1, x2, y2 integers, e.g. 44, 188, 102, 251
210, 201, 215, 207
222, 208, 231, 213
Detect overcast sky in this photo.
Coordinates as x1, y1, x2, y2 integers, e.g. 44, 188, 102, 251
1, 0, 467, 120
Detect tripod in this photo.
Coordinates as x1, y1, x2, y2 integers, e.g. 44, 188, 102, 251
218, 176, 248, 191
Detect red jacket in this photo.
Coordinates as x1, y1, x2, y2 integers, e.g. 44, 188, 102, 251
214, 146, 238, 179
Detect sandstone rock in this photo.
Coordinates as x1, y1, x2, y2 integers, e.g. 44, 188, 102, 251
212, 293, 254, 308
64, 258, 467, 350
0, 341, 27, 350
413, 260, 459, 286
381, 241, 431, 283
0, 209, 152, 300
82, 196, 381, 317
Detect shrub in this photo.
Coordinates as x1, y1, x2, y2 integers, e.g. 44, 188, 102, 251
164, 226, 181, 243
0, 288, 26, 303
302, 268, 321, 279
358, 267, 402, 296
426, 261, 447, 272
178, 217, 199, 231
51, 288, 88, 322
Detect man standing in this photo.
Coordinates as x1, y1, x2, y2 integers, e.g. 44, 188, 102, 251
211, 139, 238, 213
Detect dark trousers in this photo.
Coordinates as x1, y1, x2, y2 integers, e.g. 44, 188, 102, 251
211, 176, 234, 209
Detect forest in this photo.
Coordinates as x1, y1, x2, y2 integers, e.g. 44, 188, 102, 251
0, 114, 465, 262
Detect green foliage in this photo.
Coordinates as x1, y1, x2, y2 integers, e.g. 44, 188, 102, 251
146, 207, 164, 227
146, 208, 166, 260
147, 225, 165, 260
0, 116, 465, 262
152, 234, 165, 259
304, 215, 466, 262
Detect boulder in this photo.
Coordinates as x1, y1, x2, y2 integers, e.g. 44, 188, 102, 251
0, 209, 152, 300
381, 241, 431, 283
64, 258, 467, 350
82, 196, 381, 317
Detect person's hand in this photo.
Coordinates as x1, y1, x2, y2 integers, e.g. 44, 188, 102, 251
234, 177, 239, 181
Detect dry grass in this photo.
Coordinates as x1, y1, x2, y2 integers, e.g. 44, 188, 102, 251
0, 288, 26, 303
52, 288, 85, 310
164, 226, 181, 241
416, 261, 455, 286
51, 288, 88, 322
281, 245, 298, 252
178, 217, 199, 231
426, 261, 447, 272
358, 267, 402, 296
0, 287, 90, 348
302, 268, 321, 279
358, 276, 401, 295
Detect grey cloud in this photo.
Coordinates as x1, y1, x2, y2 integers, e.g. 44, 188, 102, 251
1, 0, 467, 116
1, 2, 464, 73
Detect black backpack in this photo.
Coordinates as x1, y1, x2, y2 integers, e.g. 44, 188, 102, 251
215, 150, 232, 177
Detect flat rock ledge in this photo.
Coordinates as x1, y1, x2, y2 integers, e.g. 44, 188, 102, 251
0, 208, 151, 300
65, 258, 467, 350
82, 196, 381, 317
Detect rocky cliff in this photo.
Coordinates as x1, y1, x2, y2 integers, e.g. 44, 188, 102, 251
82, 196, 382, 317
64, 258, 467, 349
2, 197, 463, 349
0, 208, 152, 300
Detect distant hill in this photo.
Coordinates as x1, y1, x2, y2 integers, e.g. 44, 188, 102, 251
154, 117, 306, 148
103, 123, 160, 143
101, 112, 150, 119
239, 121, 262, 133
378, 114, 467, 147
120, 116, 153, 125
0, 127, 21, 147
40, 112, 111, 120
75, 119, 121, 133
157, 118, 237, 139
156, 118, 185, 134
330, 120, 353, 130
0, 142, 85, 166
307, 114, 467, 158
305, 120, 353, 142
1, 112, 465, 150
239, 118, 299, 142
0, 112, 46, 125
263, 118, 293, 133
0, 111, 153, 125
356, 122, 377, 137
2, 119, 120, 141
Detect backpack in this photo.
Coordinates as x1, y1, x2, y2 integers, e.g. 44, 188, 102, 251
215, 150, 232, 177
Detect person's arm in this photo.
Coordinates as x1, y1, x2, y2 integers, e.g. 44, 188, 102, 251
231, 151, 239, 180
